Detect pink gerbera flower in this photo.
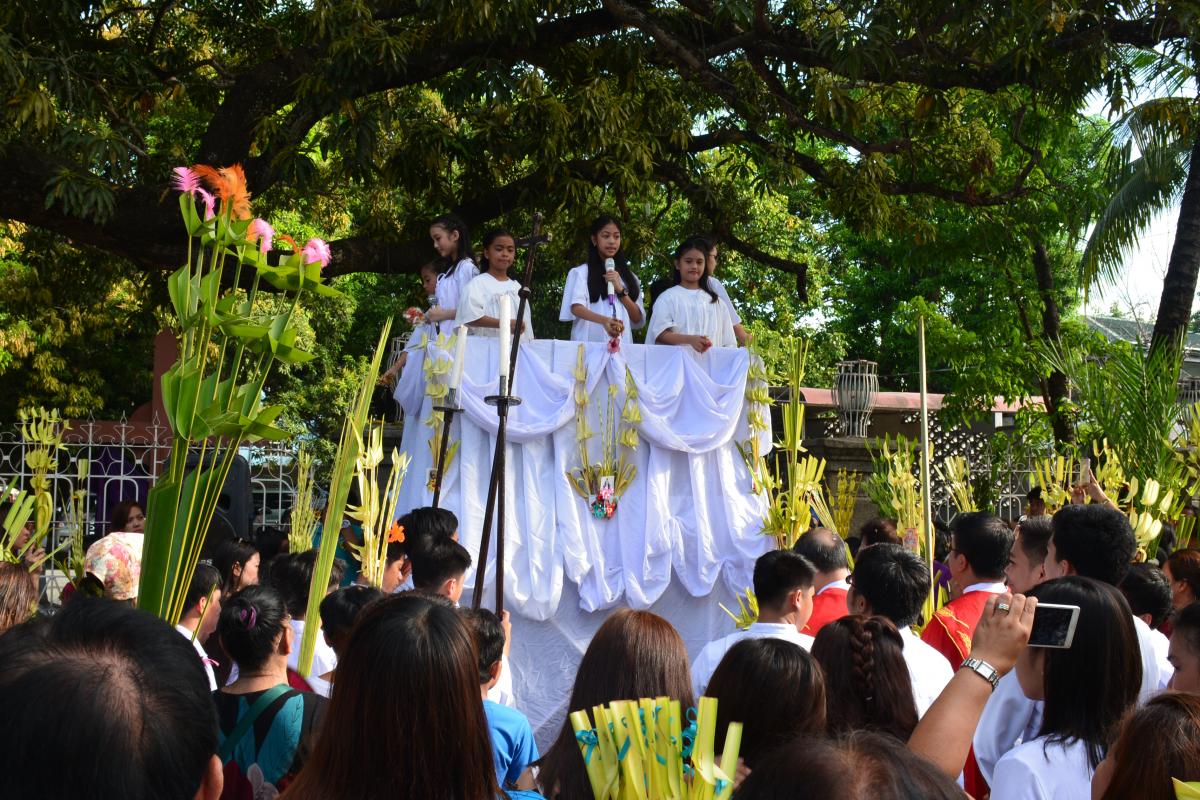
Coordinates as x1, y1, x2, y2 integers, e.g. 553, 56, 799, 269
171, 166, 200, 195
301, 237, 332, 269
247, 218, 275, 253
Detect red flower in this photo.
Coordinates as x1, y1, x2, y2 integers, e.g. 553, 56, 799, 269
607, 337, 621, 353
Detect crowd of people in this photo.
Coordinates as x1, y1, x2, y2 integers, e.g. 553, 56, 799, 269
2, 485, 1200, 800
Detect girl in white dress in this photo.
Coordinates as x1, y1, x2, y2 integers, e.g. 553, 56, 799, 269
558, 215, 645, 344
646, 237, 736, 352
990, 577, 1141, 800
455, 228, 534, 341
704, 242, 751, 346
427, 213, 479, 334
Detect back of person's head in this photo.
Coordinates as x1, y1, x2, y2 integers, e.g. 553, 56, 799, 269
733, 731, 963, 800
396, 506, 458, 556
268, 549, 346, 618
1015, 515, 1053, 563
948, 511, 1012, 580
537, 609, 693, 800
792, 527, 848, 574
1166, 548, 1200, 600
856, 518, 899, 551
1098, 692, 1200, 800
0, 561, 37, 635
849, 543, 930, 628
1029, 576, 1141, 768
463, 607, 505, 685
811, 615, 918, 741
1173, 602, 1200, 667
283, 594, 498, 800
0, 598, 218, 800
753, 549, 816, 611
184, 562, 222, 612
319, 585, 385, 654
218, 584, 289, 673
409, 538, 471, 594
1120, 562, 1173, 630
705, 638, 825, 767
1050, 504, 1136, 585
211, 537, 258, 595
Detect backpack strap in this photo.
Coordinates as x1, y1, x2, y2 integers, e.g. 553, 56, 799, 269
218, 684, 293, 763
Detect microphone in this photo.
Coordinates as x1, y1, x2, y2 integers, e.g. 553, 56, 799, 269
604, 257, 615, 272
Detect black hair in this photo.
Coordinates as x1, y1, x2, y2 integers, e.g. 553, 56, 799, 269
463, 607, 506, 685
430, 213, 474, 276
184, 562, 222, 610
1175, 602, 1200, 656
1016, 515, 1054, 565
856, 518, 900, 551
0, 598, 218, 800
670, 236, 719, 303
1027, 485, 1044, 503
584, 215, 640, 304
949, 511, 1013, 580
396, 507, 458, 557
1050, 504, 1136, 586
211, 537, 258, 595
218, 584, 289, 672
932, 519, 952, 563
319, 584, 385, 643
1031, 576, 1142, 770
754, 549, 816, 611
410, 538, 472, 593
477, 227, 515, 275
1120, 562, 1173, 630
267, 550, 347, 618
385, 538, 405, 566
850, 543, 931, 628
793, 528, 849, 573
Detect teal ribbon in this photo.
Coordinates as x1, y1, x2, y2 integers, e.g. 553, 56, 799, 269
575, 729, 599, 765
716, 779, 730, 796
680, 707, 699, 761
617, 736, 631, 762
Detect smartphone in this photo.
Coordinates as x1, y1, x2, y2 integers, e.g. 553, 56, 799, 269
1079, 457, 1092, 485
1028, 602, 1080, 649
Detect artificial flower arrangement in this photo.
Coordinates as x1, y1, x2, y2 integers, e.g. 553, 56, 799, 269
566, 345, 640, 519
423, 331, 461, 490
141, 165, 340, 625
403, 306, 427, 328
346, 421, 411, 588
570, 696, 742, 800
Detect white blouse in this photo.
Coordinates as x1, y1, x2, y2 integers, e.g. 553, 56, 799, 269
646, 285, 736, 348
455, 272, 534, 341
558, 263, 646, 344
709, 276, 742, 326
990, 737, 1094, 800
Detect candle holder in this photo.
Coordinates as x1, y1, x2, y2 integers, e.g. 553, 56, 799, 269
430, 387, 462, 509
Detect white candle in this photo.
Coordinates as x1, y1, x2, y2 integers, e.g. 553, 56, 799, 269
498, 294, 511, 380
449, 326, 468, 390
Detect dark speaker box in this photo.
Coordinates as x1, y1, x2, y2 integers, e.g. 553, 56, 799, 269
178, 451, 253, 555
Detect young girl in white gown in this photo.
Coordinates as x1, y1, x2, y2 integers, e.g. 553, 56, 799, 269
426, 213, 479, 334
558, 214, 644, 344
455, 228, 534, 341
646, 237, 736, 352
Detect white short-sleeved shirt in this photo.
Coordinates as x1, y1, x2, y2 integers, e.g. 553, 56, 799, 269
647, 285, 736, 349
410, 259, 477, 344
690, 622, 813, 697
175, 624, 218, 691
455, 273, 534, 341
287, 618, 338, 698
558, 263, 645, 344
708, 276, 742, 326
990, 737, 1094, 800
898, 626, 954, 717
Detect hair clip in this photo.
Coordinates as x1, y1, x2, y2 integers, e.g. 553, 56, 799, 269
239, 606, 257, 629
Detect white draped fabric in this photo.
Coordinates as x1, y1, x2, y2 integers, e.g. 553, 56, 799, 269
392, 337, 772, 619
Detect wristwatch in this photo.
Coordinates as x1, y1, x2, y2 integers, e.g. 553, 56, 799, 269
961, 657, 1000, 690
617, 289, 629, 298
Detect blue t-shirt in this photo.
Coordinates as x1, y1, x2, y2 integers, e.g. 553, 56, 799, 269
484, 699, 539, 787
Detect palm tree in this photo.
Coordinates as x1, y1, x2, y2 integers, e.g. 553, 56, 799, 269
1081, 49, 1199, 358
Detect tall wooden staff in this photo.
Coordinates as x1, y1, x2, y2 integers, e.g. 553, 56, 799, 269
472, 213, 551, 613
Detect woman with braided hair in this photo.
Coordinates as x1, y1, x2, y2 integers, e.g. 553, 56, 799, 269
811, 615, 919, 741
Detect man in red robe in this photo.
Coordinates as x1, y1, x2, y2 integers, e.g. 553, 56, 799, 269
920, 512, 1013, 667
793, 527, 851, 635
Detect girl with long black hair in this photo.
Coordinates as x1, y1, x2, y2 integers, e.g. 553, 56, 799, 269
558, 215, 644, 343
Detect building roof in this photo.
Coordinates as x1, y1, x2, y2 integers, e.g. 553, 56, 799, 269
1086, 315, 1200, 360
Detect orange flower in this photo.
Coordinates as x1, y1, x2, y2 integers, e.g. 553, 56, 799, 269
190, 163, 252, 220
277, 234, 299, 252
387, 522, 405, 543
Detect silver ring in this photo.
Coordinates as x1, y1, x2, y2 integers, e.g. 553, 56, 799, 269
996, 602, 1012, 613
